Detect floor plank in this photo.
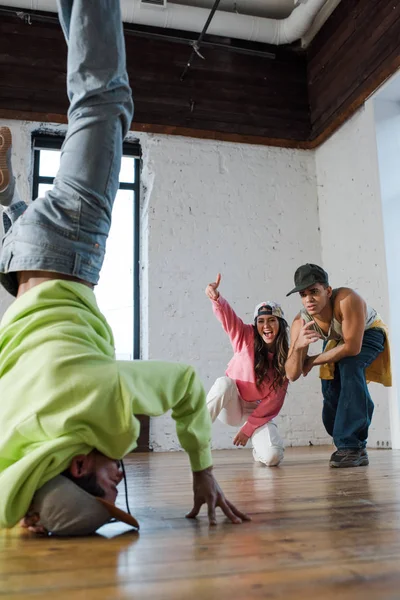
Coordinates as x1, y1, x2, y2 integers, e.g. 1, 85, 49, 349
1, 446, 399, 599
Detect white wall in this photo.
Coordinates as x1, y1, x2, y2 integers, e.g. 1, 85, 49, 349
2, 115, 392, 452
137, 133, 329, 450
315, 103, 392, 448
373, 97, 400, 449
1, 121, 328, 452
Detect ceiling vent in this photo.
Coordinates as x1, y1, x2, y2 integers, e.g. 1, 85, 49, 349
140, 0, 167, 8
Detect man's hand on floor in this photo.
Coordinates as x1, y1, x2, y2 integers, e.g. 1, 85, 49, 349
186, 466, 251, 526
19, 511, 48, 535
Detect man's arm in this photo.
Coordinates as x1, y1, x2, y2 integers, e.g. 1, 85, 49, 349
308, 289, 366, 370
118, 360, 212, 471
308, 290, 366, 367
117, 360, 250, 525
285, 315, 320, 382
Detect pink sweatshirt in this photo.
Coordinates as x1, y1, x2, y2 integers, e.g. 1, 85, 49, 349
212, 296, 288, 437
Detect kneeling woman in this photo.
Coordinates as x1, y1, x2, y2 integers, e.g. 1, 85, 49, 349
206, 274, 289, 466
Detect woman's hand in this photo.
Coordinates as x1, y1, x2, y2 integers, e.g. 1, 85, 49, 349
205, 273, 221, 301
233, 429, 250, 447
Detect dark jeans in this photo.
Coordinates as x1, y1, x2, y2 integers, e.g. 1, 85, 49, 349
321, 329, 385, 450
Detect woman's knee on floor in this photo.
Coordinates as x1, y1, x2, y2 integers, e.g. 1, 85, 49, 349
253, 446, 284, 467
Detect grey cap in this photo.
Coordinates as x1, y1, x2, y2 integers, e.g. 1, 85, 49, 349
31, 475, 139, 536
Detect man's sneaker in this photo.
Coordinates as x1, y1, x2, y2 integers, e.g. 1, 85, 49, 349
329, 448, 369, 468
0, 127, 15, 206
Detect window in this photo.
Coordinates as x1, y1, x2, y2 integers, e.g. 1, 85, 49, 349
32, 134, 141, 360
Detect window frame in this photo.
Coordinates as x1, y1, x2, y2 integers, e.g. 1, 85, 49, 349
31, 134, 142, 360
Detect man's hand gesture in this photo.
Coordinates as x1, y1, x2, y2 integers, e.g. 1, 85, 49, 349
295, 319, 321, 349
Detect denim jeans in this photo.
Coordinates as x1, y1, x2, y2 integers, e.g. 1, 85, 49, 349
321, 328, 385, 449
0, 0, 134, 297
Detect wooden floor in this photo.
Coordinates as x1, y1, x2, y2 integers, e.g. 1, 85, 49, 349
1, 446, 400, 599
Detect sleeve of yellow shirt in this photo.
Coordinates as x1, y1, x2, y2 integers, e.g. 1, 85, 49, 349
116, 360, 213, 472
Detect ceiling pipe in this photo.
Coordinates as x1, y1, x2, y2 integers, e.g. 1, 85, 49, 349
1, 0, 328, 45
171, 0, 296, 20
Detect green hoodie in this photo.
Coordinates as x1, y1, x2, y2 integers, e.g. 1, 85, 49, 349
0, 280, 212, 528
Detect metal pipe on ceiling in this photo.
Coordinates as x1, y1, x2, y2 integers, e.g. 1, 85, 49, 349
0, 0, 328, 45
171, 0, 296, 20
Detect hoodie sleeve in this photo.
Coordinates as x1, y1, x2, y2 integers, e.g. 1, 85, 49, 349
211, 296, 251, 352
240, 381, 288, 437
117, 360, 212, 472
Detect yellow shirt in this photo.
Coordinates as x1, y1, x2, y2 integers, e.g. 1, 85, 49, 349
319, 318, 392, 387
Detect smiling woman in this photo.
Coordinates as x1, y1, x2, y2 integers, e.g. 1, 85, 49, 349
205, 273, 289, 467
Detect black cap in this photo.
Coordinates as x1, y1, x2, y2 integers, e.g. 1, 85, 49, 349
286, 263, 329, 296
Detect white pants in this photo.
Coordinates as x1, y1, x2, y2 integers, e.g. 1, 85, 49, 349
206, 376, 284, 467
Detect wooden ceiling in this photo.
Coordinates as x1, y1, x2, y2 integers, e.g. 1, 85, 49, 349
0, 0, 399, 148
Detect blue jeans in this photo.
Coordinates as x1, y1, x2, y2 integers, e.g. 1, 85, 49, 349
321, 329, 385, 449
0, 0, 134, 297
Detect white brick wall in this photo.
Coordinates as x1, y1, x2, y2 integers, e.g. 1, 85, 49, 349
374, 96, 400, 449
136, 132, 329, 450
0, 116, 392, 452
315, 102, 392, 448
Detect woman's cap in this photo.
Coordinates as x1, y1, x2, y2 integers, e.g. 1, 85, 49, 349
253, 301, 284, 321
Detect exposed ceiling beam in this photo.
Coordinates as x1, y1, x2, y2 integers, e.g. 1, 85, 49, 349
0, 0, 399, 149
